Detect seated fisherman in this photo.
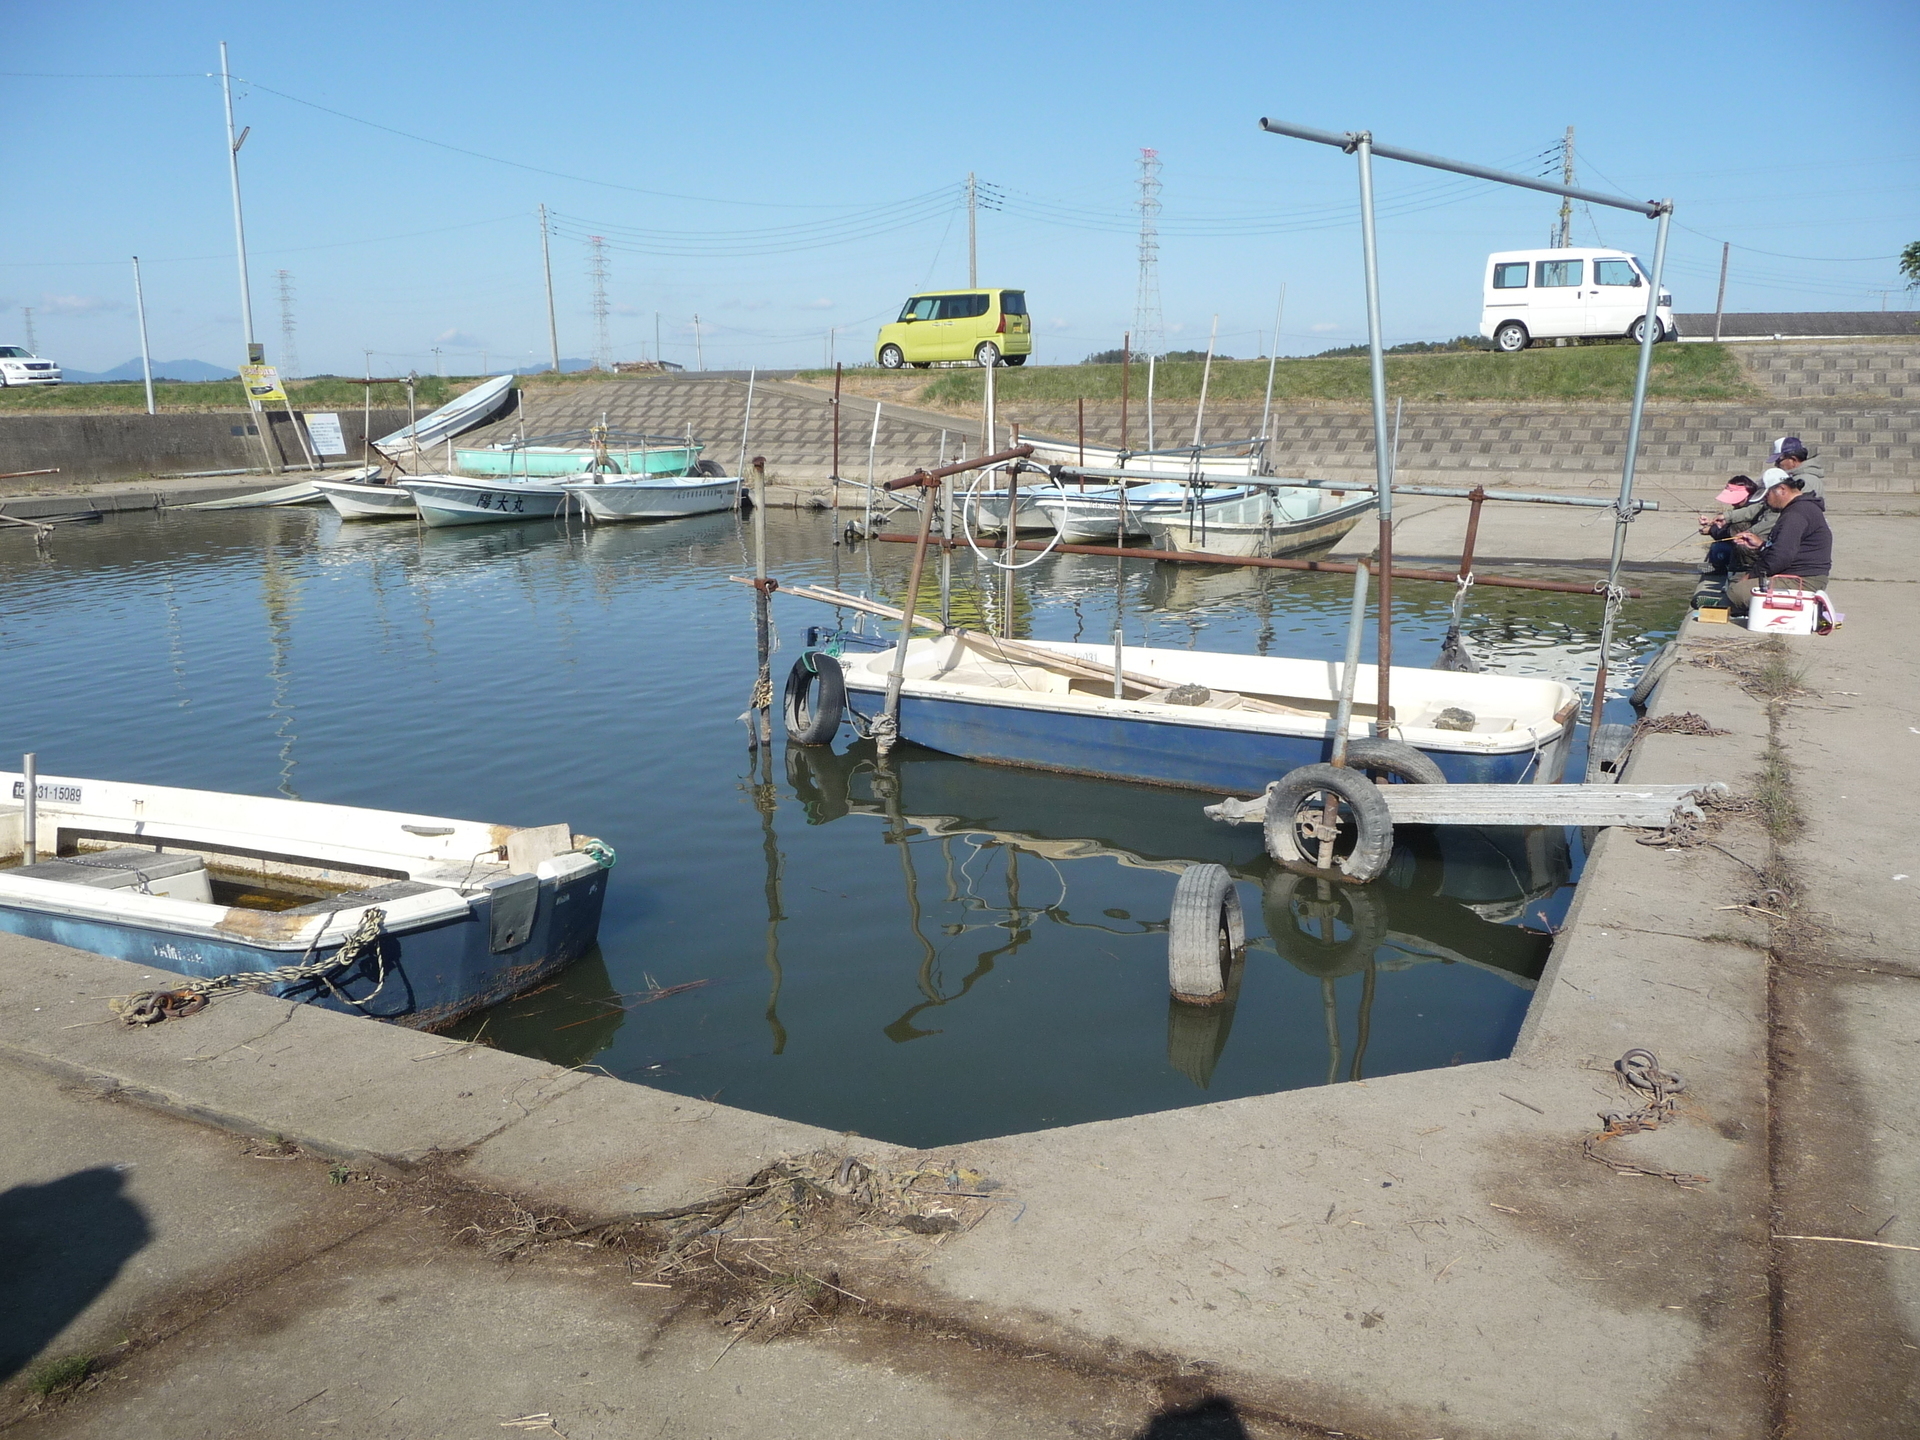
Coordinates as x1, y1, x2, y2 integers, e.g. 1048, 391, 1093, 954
1728, 471, 1833, 615
1698, 475, 1765, 575
1726, 436, 1825, 539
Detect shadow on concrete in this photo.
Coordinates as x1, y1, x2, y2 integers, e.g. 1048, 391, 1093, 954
1135, 1395, 1252, 1439
0, 1167, 151, 1381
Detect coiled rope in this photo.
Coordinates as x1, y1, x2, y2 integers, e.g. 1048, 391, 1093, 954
109, 907, 389, 1026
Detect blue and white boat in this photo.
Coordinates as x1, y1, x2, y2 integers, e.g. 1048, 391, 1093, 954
828, 634, 1579, 791
0, 771, 611, 1028
399, 474, 570, 527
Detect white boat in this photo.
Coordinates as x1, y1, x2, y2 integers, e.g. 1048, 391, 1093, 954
562, 472, 739, 521
0, 767, 610, 1028
372, 374, 518, 462
398, 474, 570, 528
314, 476, 417, 520
961, 488, 1058, 536
821, 633, 1579, 792
1023, 436, 1263, 479
178, 465, 381, 511
1144, 486, 1378, 558
1033, 481, 1256, 543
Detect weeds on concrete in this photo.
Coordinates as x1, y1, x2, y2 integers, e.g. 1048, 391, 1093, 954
1754, 748, 1803, 844
24, 1354, 92, 1398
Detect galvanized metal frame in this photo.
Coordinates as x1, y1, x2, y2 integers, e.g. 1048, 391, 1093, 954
1258, 117, 1675, 779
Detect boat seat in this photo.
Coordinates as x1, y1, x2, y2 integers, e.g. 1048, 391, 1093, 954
12, 847, 211, 903
277, 879, 448, 916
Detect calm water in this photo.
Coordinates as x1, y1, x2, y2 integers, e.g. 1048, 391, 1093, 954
0, 507, 1687, 1146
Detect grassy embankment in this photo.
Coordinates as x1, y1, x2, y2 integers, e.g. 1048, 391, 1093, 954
819, 343, 1759, 407
0, 375, 472, 414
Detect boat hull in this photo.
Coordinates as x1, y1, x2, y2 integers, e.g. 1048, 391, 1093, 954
180, 466, 381, 511
457, 446, 701, 478
0, 867, 606, 1030
1147, 496, 1377, 558
837, 638, 1574, 794
567, 476, 738, 520
315, 479, 418, 520
400, 477, 569, 527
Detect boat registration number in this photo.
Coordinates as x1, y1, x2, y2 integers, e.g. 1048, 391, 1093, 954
13, 781, 81, 804
473, 493, 527, 512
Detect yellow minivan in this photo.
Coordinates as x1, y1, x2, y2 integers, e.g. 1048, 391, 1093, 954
874, 288, 1032, 368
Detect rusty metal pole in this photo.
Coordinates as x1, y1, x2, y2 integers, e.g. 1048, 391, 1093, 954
749, 457, 772, 748
1459, 486, 1486, 578
1119, 332, 1131, 451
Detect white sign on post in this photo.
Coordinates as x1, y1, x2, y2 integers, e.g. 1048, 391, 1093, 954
304, 412, 348, 456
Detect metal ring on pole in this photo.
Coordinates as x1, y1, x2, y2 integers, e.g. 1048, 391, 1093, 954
958, 466, 1069, 571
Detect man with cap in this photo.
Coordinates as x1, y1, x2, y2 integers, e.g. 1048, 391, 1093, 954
1728, 469, 1833, 615
1724, 436, 1825, 541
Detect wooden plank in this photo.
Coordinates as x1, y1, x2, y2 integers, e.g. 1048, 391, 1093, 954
1209, 783, 1727, 830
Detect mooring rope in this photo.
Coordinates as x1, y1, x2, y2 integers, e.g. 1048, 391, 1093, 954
109, 907, 389, 1026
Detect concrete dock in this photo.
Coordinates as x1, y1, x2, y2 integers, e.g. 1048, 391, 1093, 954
2, 494, 1913, 1436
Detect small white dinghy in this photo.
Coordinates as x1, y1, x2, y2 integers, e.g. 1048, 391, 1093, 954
371, 374, 518, 464
563, 471, 739, 521
1022, 437, 1264, 479
398, 475, 570, 527
314, 476, 417, 520
1144, 485, 1378, 558
1034, 482, 1256, 543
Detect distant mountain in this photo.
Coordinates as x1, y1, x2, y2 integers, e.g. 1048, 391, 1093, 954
64, 358, 240, 383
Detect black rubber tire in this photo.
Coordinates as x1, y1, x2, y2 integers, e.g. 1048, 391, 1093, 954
1260, 869, 1388, 979
782, 653, 845, 745
1342, 738, 1447, 786
1262, 763, 1394, 882
1003, 354, 1027, 366
689, 459, 726, 477
1168, 863, 1245, 1004
1629, 641, 1678, 710
1493, 322, 1529, 353
878, 345, 905, 370
974, 341, 1001, 367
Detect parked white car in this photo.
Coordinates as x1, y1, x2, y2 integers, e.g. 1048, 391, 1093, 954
1479, 248, 1675, 353
0, 345, 61, 385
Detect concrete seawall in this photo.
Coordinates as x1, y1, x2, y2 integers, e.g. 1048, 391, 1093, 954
0, 408, 408, 485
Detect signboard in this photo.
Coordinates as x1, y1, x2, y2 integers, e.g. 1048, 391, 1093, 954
240, 364, 286, 404
304, 412, 348, 456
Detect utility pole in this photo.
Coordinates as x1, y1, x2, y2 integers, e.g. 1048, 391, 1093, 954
967, 172, 977, 287
219, 42, 256, 354
1556, 126, 1574, 248
654, 312, 661, 367
431, 346, 444, 377
1133, 149, 1163, 354
692, 314, 704, 371
276, 269, 299, 379
21, 307, 36, 355
539, 204, 560, 373
587, 234, 611, 370
132, 257, 155, 415
1713, 242, 1730, 340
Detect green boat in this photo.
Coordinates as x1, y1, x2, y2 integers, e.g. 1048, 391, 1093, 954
455, 427, 705, 478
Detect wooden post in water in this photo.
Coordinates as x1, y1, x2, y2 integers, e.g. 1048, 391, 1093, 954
879, 473, 939, 757
749, 457, 772, 748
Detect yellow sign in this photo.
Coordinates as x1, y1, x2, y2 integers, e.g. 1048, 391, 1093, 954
240, 364, 286, 404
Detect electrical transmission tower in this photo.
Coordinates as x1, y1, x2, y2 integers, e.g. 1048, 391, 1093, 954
275, 270, 300, 379
587, 235, 611, 371
1556, 126, 1574, 248
1133, 148, 1163, 355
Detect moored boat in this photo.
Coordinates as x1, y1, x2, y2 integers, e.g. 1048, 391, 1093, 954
0, 769, 611, 1028
458, 442, 703, 478
315, 476, 417, 520
371, 374, 518, 463
398, 475, 570, 527
821, 634, 1578, 792
1022, 436, 1264, 479
1143, 485, 1378, 558
1033, 481, 1256, 543
180, 465, 381, 511
563, 471, 739, 521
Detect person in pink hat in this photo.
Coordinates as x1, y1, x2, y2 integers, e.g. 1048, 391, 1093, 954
1697, 474, 1765, 576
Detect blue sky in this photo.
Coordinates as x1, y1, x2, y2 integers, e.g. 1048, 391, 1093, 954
6, 0, 1916, 375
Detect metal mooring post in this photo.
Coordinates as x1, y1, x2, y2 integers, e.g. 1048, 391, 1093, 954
1586, 200, 1673, 780
749, 457, 773, 748
1352, 133, 1396, 738
21, 753, 37, 866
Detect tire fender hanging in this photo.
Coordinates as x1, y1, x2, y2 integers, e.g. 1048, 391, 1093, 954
1262, 763, 1395, 883
783, 653, 845, 746
1168, 863, 1246, 1004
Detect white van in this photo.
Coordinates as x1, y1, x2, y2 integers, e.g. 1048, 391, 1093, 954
1479, 248, 1675, 353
